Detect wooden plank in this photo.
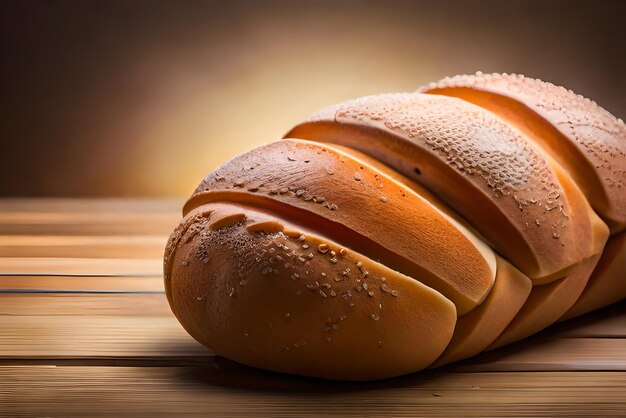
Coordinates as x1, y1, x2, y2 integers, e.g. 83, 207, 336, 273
455, 337, 626, 371
0, 235, 168, 258
557, 314, 626, 338
0, 197, 624, 415
0, 211, 179, 235
555, 303, 626, 338
1, 367, 625, 417
0, 257, 162, 276
0, 275, 164, 292
0, 294, 171, 316
0, 198, 183, 213
0, 300, 623, 371
0, 315, 208, 359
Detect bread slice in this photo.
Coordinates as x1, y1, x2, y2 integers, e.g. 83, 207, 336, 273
286, 94, 607, 282
489, 254, 600, 349
431, 256, 532, 367
324, 144, 537, 363
165, 202, 456, 380
188, 139, 496, 315
561, 232, 626, 320
421, 73, 626, 232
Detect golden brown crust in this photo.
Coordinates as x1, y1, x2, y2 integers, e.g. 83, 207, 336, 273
166, 202, 456, 380
421, 73, 626, 231
489, 254, 600, 349
191, 139, 496, 315
431, 256, 532, 367
286, 94, 606, 281
323, 143, 495, 251
561, 232, 626, 320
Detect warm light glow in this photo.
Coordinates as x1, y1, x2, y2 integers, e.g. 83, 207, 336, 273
2, 1, 624, 196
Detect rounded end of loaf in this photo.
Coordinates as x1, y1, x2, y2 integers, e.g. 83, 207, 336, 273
164, 202, 457, 381
188, 139, 497, 315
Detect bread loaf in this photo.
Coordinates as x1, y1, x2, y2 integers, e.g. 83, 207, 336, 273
165, 73, 625, 380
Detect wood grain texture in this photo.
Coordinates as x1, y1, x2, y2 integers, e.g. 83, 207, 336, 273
0, 198, 624, 416
1, 367, 626, 417
0, 275, 164, 292
0, 198, 183, 213
0, 315, 207, 358
0, 294, 171, 316
0, 212, 178, 235
0, 235, 168, 258
0, 297, 624, 372
0, 257, 162, 276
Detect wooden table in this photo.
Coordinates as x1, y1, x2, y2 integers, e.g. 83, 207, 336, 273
1, 198, 625, 417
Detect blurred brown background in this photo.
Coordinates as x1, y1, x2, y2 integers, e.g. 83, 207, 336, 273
1, 0, 625, 197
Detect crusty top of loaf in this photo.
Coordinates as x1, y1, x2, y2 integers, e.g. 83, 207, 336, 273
421, 72, 626, 229
294, 92, 608, 279
307, 93, 564, 215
